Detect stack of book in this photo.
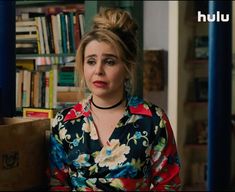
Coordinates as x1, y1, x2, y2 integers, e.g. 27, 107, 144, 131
58, 66, 75, 86
16, 20, 38, 54
16, 66, 57, 110
16, 5, 85, 57
15, 4, 84, 111
191, 162, 207, 185
16, 63, 79, 110
57, 64, 79, 108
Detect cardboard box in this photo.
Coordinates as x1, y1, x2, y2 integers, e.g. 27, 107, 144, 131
0, 117, 50, 191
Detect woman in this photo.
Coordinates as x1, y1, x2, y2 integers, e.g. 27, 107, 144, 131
48, 8, 181, 191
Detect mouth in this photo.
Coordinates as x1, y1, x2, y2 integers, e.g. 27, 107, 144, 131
93, 81, 108, 88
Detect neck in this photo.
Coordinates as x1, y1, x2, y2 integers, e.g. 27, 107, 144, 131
91, 95, 124, 110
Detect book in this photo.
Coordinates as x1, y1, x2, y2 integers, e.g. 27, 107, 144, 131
51, 14, 60, 54
60, 12, 68, 53
191, 162, 207, 184
57, 91, 78, 103
41, 16, 50, 55
40, 71, 46, 108
56, 14, 62, 54
57, 86, 78, 92
52, 66, 58, 109
17, 11, 45, 21
78, 13, 85, 36
58, 66, 75, 86
49, 67, 58, 109
45, 71, 50, 108
16, 70, 24, 109
23, 107, 57, 119
16, 20, 36, 27
46, 14, 55, 53
16, 26, 37, 33
74, 11, 81, 50
22, 70, 31, 107
16, 19, 38, 41
32, 71, 41, 108
30, 71, 35, 108
35, 16, 45, 54
16, 41, 38, 54
65, 13, 70, 53
57, 101, 77, 110
16, 34, 37, 41
16, 59, 35, 71
68, 11, 75, 53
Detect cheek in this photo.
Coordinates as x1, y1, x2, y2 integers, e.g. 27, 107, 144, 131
83, 66, 92, 81
110, 69, 126, 84
83, 70, 93, 89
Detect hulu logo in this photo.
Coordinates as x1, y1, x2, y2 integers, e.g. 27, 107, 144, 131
197, 11, 229, 22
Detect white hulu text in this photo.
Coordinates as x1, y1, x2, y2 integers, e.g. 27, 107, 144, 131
197, 11, 229, 22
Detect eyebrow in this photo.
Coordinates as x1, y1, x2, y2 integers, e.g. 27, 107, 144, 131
85, 54, 118, 59
103, 54, 118, 58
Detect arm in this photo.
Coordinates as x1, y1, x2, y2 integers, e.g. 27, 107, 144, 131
48, 113, 71, 191
150, 109, 181, 191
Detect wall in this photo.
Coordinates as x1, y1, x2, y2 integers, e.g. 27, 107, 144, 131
143, 1, 168, 112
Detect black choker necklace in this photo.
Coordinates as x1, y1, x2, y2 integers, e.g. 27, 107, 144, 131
91, 97, 123, 110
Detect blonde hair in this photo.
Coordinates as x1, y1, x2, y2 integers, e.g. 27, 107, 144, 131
76, 8, 138, 98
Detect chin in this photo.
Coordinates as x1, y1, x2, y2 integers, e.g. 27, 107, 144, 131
89, 85, 123, 97
90, 89, 110, 97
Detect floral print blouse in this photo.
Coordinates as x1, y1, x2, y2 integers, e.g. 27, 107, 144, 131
48, 94, 181, 191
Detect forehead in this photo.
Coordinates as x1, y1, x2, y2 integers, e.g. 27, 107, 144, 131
84, 40, 118, 56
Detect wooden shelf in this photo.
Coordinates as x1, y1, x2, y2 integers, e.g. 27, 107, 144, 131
16, 0, 84, 7
182, 184, 206, 191
185, 59, 208, 70
181, 2, 209, 189
186, 59, 208, 65
16, 53, 76, 59
184, 144, 207, 149
184, 101, 208, 108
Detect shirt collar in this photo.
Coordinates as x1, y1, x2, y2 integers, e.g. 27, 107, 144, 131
63, 94, 152, 122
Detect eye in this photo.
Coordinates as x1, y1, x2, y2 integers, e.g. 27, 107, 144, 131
86, 58, 96, 66
104, 58, 116, 66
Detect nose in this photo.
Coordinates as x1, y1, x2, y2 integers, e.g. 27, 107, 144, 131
95, 62, 104, 75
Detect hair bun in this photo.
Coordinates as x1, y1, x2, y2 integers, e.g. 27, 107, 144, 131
92, 8, 138, 37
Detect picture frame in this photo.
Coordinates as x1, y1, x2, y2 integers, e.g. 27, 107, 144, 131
194, 36, 208, 59
194, 77, 208, 102
195, 120, 208, 144
143, 50, 165, 91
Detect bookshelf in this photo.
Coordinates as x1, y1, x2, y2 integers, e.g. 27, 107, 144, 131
13, 1, 143, 117
177, 1, 209, 190
15, 1, 85, 115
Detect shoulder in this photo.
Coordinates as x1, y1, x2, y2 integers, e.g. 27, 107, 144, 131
128, 95, 166, 120
52, 95, 92, 128
129, 96, 172, 135
143, 100, 176, 146
51, 106, 73, 130
144, 99, 171, 129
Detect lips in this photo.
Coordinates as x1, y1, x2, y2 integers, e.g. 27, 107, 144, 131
93, 81, 108, 88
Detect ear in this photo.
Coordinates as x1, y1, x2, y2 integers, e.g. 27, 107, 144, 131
124, 70, 129, 80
